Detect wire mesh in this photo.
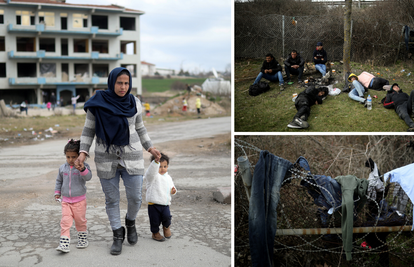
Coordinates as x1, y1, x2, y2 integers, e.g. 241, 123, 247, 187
235, 5, 406, 63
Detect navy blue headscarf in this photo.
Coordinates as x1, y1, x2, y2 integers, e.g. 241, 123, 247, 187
84, 67, 137, 152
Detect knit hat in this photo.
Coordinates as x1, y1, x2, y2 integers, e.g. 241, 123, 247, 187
348, 73, 358, 82
316, 42, 323, 46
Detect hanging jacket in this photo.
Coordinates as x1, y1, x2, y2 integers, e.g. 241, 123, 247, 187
365, 158, 384, 200
335, 175, 369, 261
384, 163, 414, 230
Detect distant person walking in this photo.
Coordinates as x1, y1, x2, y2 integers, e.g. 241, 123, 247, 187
186, 84, 191, 96
182, 98, 188, 112
71, 95, 80, 112
47, 102, 52, 111
20, 101, 28, 115
51, 93, 57, 111
144, 101, 151, 116
196, 96, 201, 118
75, 67, 161, 255
55, 139, 92, 253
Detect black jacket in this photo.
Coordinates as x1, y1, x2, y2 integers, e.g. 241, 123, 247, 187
313, 48, 327, 64
260, 59, 282, 74
295, 86, 325, 107
284, 53, 305, 67
383, 89, 408, 110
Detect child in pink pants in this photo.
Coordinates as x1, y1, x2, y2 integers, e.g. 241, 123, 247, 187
54, 139, 92, 253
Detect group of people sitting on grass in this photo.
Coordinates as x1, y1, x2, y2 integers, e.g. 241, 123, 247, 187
252, 42, 330, 91
251, 42, 414, 132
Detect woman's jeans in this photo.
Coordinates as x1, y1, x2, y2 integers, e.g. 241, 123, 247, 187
100, 168, 143, 230
315, 64, 326, 76
348, 80, 366, 103
249, 150, 293, 267
253, 71, 284, 85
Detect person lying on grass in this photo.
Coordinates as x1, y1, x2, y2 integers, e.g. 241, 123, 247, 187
382, 83, 414, 132
287, 85, 329, 129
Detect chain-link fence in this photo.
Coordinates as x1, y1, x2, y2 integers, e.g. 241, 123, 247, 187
235, 2, 409, 64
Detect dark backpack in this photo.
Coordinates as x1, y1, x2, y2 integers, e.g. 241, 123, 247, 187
249, 81, 270, 96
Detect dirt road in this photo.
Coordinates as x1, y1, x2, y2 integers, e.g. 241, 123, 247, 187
0, 117, 231, 266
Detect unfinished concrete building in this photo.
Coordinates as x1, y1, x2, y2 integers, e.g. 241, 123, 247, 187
0, 0, 144, 105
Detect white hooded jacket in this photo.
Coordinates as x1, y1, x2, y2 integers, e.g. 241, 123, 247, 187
144, 160, 177, 206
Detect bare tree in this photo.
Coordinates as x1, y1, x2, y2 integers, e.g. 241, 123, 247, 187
343, 0, 352, 74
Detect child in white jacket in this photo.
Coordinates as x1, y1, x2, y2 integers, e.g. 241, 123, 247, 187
144, 153, 177, 241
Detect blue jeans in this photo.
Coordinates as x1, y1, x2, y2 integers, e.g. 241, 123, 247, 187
315, 64, 326, 76
348, 80, 366, 103
253, 71, 284, 85
249, 150, 293, 267
99, 168, 143, 230
285, 65, 304, 81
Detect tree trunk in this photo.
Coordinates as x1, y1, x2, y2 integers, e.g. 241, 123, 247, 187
343, 0, 352, 76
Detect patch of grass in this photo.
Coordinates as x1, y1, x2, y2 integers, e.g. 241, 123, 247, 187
235, 58, 414, 132
0, 115, 86, 134
142, 78, 206, 92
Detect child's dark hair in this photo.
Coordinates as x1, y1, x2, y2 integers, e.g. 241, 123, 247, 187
151, 152, 169, 165
320, 86, 329, 96
64, 139, 80, 155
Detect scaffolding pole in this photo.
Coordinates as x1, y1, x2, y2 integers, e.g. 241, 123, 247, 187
276, 225, 413, 236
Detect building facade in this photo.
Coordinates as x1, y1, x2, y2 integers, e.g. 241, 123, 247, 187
141, 60, 155, 76
0, 0, 144, 105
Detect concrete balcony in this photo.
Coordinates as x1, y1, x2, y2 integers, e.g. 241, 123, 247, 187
9, 77, 107, 86
8, 50, 123, 61
8, 24, 123, 37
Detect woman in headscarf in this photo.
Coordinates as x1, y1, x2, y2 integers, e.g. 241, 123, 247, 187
75, 67, 161, 255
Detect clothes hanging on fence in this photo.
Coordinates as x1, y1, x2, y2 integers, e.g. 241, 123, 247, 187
384, 163, 414, 230
391, 184, 409, 216
301, 175, 342, 213
366, 158, 384, 200
335, 175, 369, 261
248, 150, 296, 267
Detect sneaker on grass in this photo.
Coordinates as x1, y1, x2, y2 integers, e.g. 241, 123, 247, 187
287, 117, 309, 129
279, 84, 285, 91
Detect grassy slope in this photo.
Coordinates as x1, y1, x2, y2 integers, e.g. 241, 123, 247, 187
142, 78, 207, 92
235, 58, 414, 132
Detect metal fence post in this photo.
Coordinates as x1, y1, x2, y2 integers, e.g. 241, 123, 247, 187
282, 15, 285, 58
237, 155, 252, 201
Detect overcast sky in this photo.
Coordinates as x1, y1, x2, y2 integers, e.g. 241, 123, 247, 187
67, 0, 231, 73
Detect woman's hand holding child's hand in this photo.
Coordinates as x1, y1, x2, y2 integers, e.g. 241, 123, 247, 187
75, 161, 85, 172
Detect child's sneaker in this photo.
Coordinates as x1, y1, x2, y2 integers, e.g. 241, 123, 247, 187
56, 236, 70, 253
76, 231, 88, 249
163, 226, 172, 239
